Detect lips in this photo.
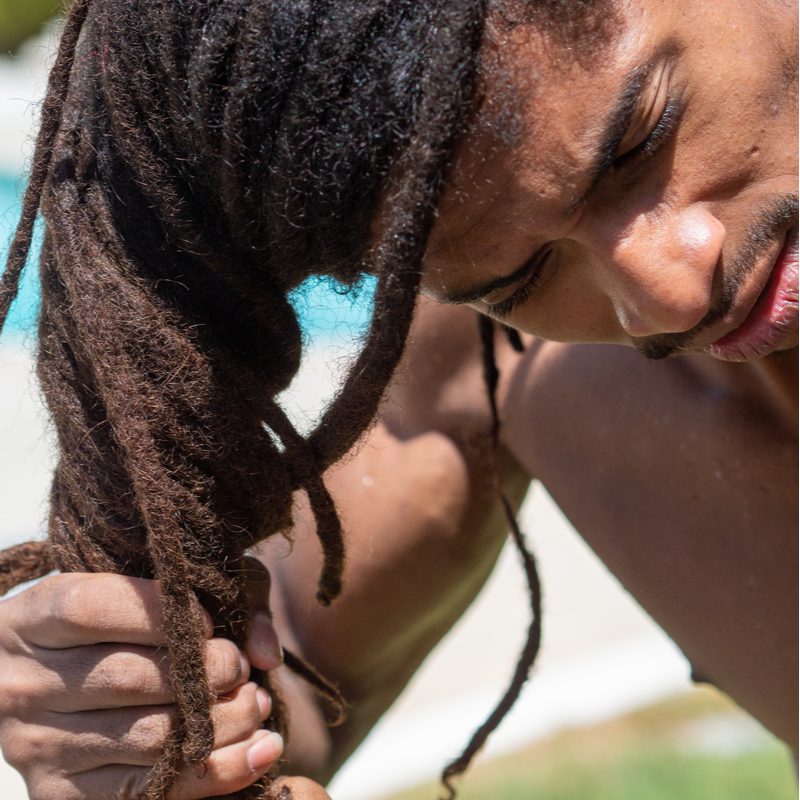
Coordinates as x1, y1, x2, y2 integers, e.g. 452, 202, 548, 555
705, 227, 799, 362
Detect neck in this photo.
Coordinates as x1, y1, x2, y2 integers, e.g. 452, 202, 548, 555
753, 348, 798, 402
695, 349, 798, 436
749, 348, 798, 434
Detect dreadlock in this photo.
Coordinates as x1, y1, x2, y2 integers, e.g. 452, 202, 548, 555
0, 0, 607, 797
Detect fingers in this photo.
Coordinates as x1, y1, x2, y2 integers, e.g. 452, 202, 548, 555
7, 681, 272, 772
16, 637, 249, 713
2, 684, 278, 799
6, 573, 212, 651
241, 557, 283, 672
170, 729, 284, 800
0, 573, 289, 800
61, 729, 284, 800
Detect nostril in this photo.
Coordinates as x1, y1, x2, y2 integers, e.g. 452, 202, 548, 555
614, 295, 710, 339
613, 302, 646, 338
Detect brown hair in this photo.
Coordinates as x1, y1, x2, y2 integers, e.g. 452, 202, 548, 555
0, 0, 607, 796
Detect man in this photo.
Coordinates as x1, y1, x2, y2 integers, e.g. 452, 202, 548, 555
0, 0, 796, 797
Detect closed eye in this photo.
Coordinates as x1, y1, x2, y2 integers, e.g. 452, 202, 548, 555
484, 248, 553, 319
613, 94, 684, 170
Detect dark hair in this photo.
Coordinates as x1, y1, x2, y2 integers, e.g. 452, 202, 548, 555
0, 1, 606, 797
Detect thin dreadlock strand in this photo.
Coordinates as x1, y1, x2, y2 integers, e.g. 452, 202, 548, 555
94, 3, 220, 263
0, 0, 89, 330
503, 323, 525, 353
441, 493, 542, 799
478, 314, 501, 444
283, 648, 348, 727
0, 541, 54, 595
217, 0, 289, 234
262, 401, 347, 606
438, 314, 541, 800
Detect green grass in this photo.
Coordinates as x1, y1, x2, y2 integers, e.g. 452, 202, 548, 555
382, 690, 796, 800
394, 749, 793, 800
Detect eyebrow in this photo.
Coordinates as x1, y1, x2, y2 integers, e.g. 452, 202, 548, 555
566, 61, 649, 213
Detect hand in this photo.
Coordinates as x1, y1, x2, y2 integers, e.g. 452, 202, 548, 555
0, 572, 285, 799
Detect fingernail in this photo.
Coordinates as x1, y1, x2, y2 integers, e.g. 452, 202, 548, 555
255, 687, 271, 719
252, 612, 283, 668
247, 731, 283, 772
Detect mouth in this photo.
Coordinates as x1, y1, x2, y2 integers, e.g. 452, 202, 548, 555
704, 226, 799, 362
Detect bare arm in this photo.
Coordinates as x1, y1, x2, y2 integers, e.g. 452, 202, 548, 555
0, 301, 530, 794
262, 299, 532, 778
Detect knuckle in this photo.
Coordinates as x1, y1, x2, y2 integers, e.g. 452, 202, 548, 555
219, 683, 262, 738
0, 733, 26, 770
0, 677, 18, 714
207, 639, 244, 688
0, 671, 42, 713
124, 663, 166, 700
94, 651, 165, 699
21, 725, 56, 764
1, 723, 51, 771
36, 572, 77, 605
127, 710, 172, 756
0, 597, 19, 645
50, 577, 96, 632
31, 572, 64, 601
27, 777, 64, 800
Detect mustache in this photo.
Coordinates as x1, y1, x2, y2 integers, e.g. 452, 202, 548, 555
634, 193, 799, 360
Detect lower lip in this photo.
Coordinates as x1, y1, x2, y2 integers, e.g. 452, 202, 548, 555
705, 229, 799, 362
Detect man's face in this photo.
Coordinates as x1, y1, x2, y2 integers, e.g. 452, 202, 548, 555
423, 0, 798, 361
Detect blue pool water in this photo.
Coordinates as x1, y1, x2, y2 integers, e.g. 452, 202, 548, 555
0, 173, 42, 337
0, 173, 374, 342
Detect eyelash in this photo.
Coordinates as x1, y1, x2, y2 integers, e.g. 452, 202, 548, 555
614, 94, 683, 170
487, 251, 551, 320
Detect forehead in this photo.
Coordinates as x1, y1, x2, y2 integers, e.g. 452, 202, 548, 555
424, 6, 639, 278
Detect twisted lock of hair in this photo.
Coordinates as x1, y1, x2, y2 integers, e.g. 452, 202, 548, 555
0, 0, 492, 797
438, 317, 542, 799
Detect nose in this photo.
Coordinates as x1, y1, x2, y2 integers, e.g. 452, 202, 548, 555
589, 205, 726, 339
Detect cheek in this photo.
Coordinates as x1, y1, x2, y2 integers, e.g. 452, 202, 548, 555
505, 260, 624, 345
676, 32, 797, 198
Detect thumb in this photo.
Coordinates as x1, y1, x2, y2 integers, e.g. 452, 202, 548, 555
274, 776, 332, 799
241, 555, 284, 671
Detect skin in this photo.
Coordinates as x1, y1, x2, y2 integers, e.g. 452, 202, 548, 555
0, 0, 796, 796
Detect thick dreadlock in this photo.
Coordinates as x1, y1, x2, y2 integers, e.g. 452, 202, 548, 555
0, 0, 606, 797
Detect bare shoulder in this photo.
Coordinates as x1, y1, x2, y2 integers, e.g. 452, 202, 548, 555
499, 341, 798, 748
500, 340, 797, 473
